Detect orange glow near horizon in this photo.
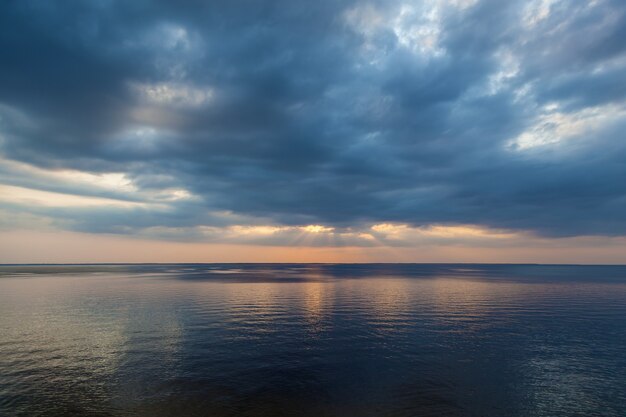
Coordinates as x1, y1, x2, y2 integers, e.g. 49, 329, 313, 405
2, 229, 626, 264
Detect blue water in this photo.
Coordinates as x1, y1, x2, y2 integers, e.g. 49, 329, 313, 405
1, 264, 625, 416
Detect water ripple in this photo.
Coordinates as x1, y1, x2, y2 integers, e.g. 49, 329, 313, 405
1, 264, 625, 416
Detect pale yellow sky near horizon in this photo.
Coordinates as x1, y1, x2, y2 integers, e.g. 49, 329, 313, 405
2, 229, 626, 264
2, 163, 626, 265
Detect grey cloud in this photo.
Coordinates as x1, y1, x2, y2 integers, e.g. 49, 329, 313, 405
1, 0, 626, 240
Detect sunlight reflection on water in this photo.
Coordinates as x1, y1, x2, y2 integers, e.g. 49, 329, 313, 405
1, 264, 625, 416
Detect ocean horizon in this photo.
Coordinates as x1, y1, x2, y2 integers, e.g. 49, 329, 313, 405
2, 263, 625, 416
4, 0, 626, 415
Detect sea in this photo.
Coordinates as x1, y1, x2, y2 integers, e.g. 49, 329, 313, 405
1, 264, 625, 416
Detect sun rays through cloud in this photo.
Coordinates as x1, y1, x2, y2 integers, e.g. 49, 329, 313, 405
1, 0, 626, 262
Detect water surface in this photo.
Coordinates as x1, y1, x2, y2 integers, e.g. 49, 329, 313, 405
1, 264, 625, 416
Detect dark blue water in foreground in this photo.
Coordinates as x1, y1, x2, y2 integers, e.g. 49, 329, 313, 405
1, 264, 625, 417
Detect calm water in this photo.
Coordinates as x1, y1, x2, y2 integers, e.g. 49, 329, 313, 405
1, 264, 625, 417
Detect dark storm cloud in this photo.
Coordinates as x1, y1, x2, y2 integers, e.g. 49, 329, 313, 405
1, 0, 625, 238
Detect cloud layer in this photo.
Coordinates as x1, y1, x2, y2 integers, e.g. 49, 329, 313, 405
1, 0, 626, 246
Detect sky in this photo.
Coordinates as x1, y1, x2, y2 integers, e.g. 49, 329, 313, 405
1, 0, 626, 263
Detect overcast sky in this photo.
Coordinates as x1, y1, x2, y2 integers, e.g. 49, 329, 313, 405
1, 0, 626, 263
